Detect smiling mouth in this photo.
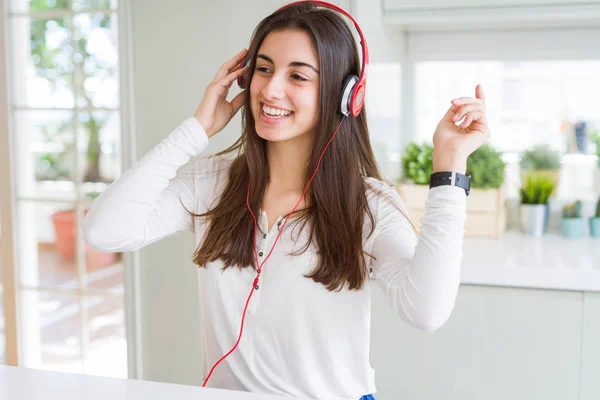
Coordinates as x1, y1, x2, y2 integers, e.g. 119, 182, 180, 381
260, 102, 295, 119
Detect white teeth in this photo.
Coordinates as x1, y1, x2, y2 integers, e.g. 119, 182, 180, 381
262, 104, 292, 117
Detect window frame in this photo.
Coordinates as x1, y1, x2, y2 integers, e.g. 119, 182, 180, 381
0, 0, 142, 379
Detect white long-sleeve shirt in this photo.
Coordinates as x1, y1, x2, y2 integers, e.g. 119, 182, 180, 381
82, 117, 467, 400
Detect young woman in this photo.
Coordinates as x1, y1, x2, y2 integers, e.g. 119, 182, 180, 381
82, 2, 490, 399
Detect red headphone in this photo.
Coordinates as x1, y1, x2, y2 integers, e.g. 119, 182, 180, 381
236, 0, 369, 117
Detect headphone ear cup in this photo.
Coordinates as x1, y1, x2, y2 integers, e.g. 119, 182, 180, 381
237, 56, 250, 89
351, 83, 366, 117
339, 75, 358, 117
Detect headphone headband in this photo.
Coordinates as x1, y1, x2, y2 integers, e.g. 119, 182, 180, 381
237, 1, 369, 116
275, 0, 369, 99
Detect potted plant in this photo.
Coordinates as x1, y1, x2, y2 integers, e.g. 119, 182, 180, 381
561, 200, 585, 238
397, 143, 507, 238
461, 144, 507, 238
400, 142, 434, 185
467, 144, 506, 190
590, 197, 600, 238
519, 145, 561, 194
519, 173, 555, 236
395, 142, 435, 216
52, 192, 118, 267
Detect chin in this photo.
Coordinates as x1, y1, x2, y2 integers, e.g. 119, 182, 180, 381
255, 126, 292, 142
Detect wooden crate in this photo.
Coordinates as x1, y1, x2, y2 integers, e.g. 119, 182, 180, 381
396, 183, 507, 238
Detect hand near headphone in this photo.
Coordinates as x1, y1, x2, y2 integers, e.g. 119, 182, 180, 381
194, 49, 250, 138
432, 84, 491, 173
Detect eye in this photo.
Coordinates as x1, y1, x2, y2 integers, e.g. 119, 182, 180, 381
291, 74, 308, 82
256, 66, 272, 73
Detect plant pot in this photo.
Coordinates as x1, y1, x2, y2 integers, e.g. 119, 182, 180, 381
561, 217, 585, 238
590, 217, 600, 238
396, 183, 506, 238
52, 209, 117, 267
520, 204, 548, 236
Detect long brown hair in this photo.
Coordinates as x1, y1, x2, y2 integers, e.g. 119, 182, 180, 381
190, 1, 410, 291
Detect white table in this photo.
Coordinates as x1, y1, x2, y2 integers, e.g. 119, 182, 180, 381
0, 366, 300, 400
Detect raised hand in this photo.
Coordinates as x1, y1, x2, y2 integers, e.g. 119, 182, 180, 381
193, 48, 250, 138
432, 84, 491, 173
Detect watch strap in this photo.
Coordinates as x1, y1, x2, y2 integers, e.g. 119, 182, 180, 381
429, 171, 471, 196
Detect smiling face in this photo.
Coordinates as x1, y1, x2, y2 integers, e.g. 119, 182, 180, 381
249, 29, 320, 144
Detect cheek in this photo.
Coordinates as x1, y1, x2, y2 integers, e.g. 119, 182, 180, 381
249, 77, 263, 108
299, 90, 319, 119
293, 88, 319, 112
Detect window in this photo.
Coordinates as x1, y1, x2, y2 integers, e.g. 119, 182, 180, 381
413, 60, 600, 201
365, 62, 402, 180
414, 60, 600, 155
5, 0, 126, 377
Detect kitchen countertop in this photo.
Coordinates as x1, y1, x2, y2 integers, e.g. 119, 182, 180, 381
460, 230, 600, 292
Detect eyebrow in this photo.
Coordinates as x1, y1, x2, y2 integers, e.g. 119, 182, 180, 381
256, 54, 319, 74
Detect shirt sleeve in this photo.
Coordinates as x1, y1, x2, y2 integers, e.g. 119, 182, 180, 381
370, 183, 467, 332
82, 117, 215, 252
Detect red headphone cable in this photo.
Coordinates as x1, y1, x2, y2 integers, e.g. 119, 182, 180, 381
202, 116, 346, 387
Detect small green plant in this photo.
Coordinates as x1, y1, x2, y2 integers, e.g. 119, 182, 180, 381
519, 173, 555, 204
400, 142, 434, 185
519, 145, 561, 171
466, 144, 506, 189
595, 197, 600, 218
593, 132, 600, 168
562, 200, 583, 218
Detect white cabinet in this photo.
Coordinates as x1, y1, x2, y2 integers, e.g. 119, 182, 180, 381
383, 0, 599, 10
379, 0, 600, 25
370, 284, 600, 400
580, 292, 600, 400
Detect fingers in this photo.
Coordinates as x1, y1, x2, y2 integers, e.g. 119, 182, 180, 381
230, 90, 246, 115
475, 84, 485, 101
461, 114, 473, 129
460, 110, 486, 129
452, 104, 484, 123
451, 97, 484, 107
452, 84, 486, 107
444, 103, 486, 129
215, 48, 249, 81
208, 65, 249, 96
217, 65, 250, 89
441, 107, 459, 124
441, 85, 488, 128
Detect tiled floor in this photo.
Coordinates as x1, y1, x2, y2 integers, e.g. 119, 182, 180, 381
0, 245, 127, 377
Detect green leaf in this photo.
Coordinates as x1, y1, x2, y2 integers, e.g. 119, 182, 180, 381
466, 144, 506, 189
519, 173, 555, 204
519, 145, 561, 170
400, 142, 433, 185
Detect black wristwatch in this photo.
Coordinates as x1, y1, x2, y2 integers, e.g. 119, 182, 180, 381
429, 171, 471, 196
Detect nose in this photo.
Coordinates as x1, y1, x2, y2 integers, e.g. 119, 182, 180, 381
261, 72, 286, 101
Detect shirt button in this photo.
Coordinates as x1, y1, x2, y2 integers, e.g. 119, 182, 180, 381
263, 234, 266, 239
277, 221, 281, 226
259, 252, 263, 257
